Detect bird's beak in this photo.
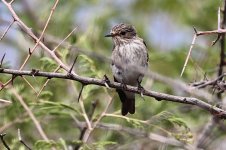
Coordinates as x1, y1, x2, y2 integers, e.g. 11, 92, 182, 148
105, 33, 113, 37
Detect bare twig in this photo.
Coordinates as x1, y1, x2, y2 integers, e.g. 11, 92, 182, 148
77, 84, 85, 102
217, 2, 226, 98
96, 123, 195, 149
74, 100, 98, 150
181, 9, 226, 77
11, 88, 49, 141
0, 98, 12, 104
9, 0, 15, 4
0, 133, 10, 150
195, 117, 217, 149
1, 0, 63, 91
79, 96, 92, 134
0, 53, 6, 68
68, 55, 78, 74
212, 34, 221, 46
52, 27, 78, 52
18, 0, 60, 70
18, 129, 32, 150
218, 7, 221, 30
191, 73, 226, 89
82, 96, 113, 143
36, 65, 61, 97
195, 2, 226, 149
21, 76, 38, 94
72, 120, 195, 149
180, 33, 197, 76
0, 19, 15, 41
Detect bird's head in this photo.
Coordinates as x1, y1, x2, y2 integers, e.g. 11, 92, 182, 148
105, 23, 137, 44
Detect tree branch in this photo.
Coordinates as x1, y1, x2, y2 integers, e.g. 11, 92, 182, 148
1, 68, 226, 119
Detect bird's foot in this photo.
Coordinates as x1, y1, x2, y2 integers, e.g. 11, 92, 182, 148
121, 82, 127, 90
137, 82, 145, 100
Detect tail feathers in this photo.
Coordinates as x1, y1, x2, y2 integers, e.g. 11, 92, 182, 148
129, 98, 135, 114
116, 89, 135, 116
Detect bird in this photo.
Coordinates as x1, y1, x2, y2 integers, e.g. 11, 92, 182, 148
105, 23, 149, 116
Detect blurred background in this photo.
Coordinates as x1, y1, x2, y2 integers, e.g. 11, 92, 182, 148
0, 0, 225, 149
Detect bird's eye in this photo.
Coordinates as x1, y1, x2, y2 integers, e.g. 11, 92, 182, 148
120, 31, 126, 35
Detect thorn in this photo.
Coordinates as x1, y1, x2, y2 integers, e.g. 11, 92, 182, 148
193, 26, 198, 34
68, 55, 78, 74
11, 74, 17, 85
78, 84, 85, 102
0, 133, 10, 150
0, 53, 6, 68
211, 34, 221, 46
28, 48, 31, 55
13, 16, 16, 22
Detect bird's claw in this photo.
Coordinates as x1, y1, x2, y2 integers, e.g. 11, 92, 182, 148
121, 82, 127, 89
138, 82, 145, 100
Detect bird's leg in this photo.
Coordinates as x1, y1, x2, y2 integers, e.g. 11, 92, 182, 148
137, 79, 145, 100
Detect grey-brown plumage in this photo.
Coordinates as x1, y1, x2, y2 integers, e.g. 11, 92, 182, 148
105, 23, 148, 116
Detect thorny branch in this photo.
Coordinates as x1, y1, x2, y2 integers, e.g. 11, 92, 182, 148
18, 129, 32, 150
1, 68, 226, 119
0, 18, 15, 41
181, 7, 226, 77
0, 0, 66, 91
11, 88, 50, 141
71, 121, 196, 149
191, 73, 226, 91
194, 2, 226, 149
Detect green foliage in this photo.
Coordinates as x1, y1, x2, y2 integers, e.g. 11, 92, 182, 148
0, 0, 224, 149
34, 140, 65, 150
39, 91, 53, 100
31, 100, 80, 116
40, 57, 58, 71
77, 54, 100, 77
92, 141, 117, 150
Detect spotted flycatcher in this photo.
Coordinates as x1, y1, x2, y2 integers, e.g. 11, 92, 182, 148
105, 23, 149, 116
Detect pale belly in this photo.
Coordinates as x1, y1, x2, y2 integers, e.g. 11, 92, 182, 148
111, 42, 148, 86
112, 64, 143, 85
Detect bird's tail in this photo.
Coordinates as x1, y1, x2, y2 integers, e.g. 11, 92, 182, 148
116, 89, 135, 116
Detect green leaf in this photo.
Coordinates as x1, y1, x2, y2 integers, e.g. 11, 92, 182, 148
31, 100, 80, 115
40, 57, 58, 71
57, 48, 69, 62
92, 141, 117, 149
39, 91, 53, 100
34, 140, 63, 150
77, 54, 99, 77
168, 117, 188, 129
